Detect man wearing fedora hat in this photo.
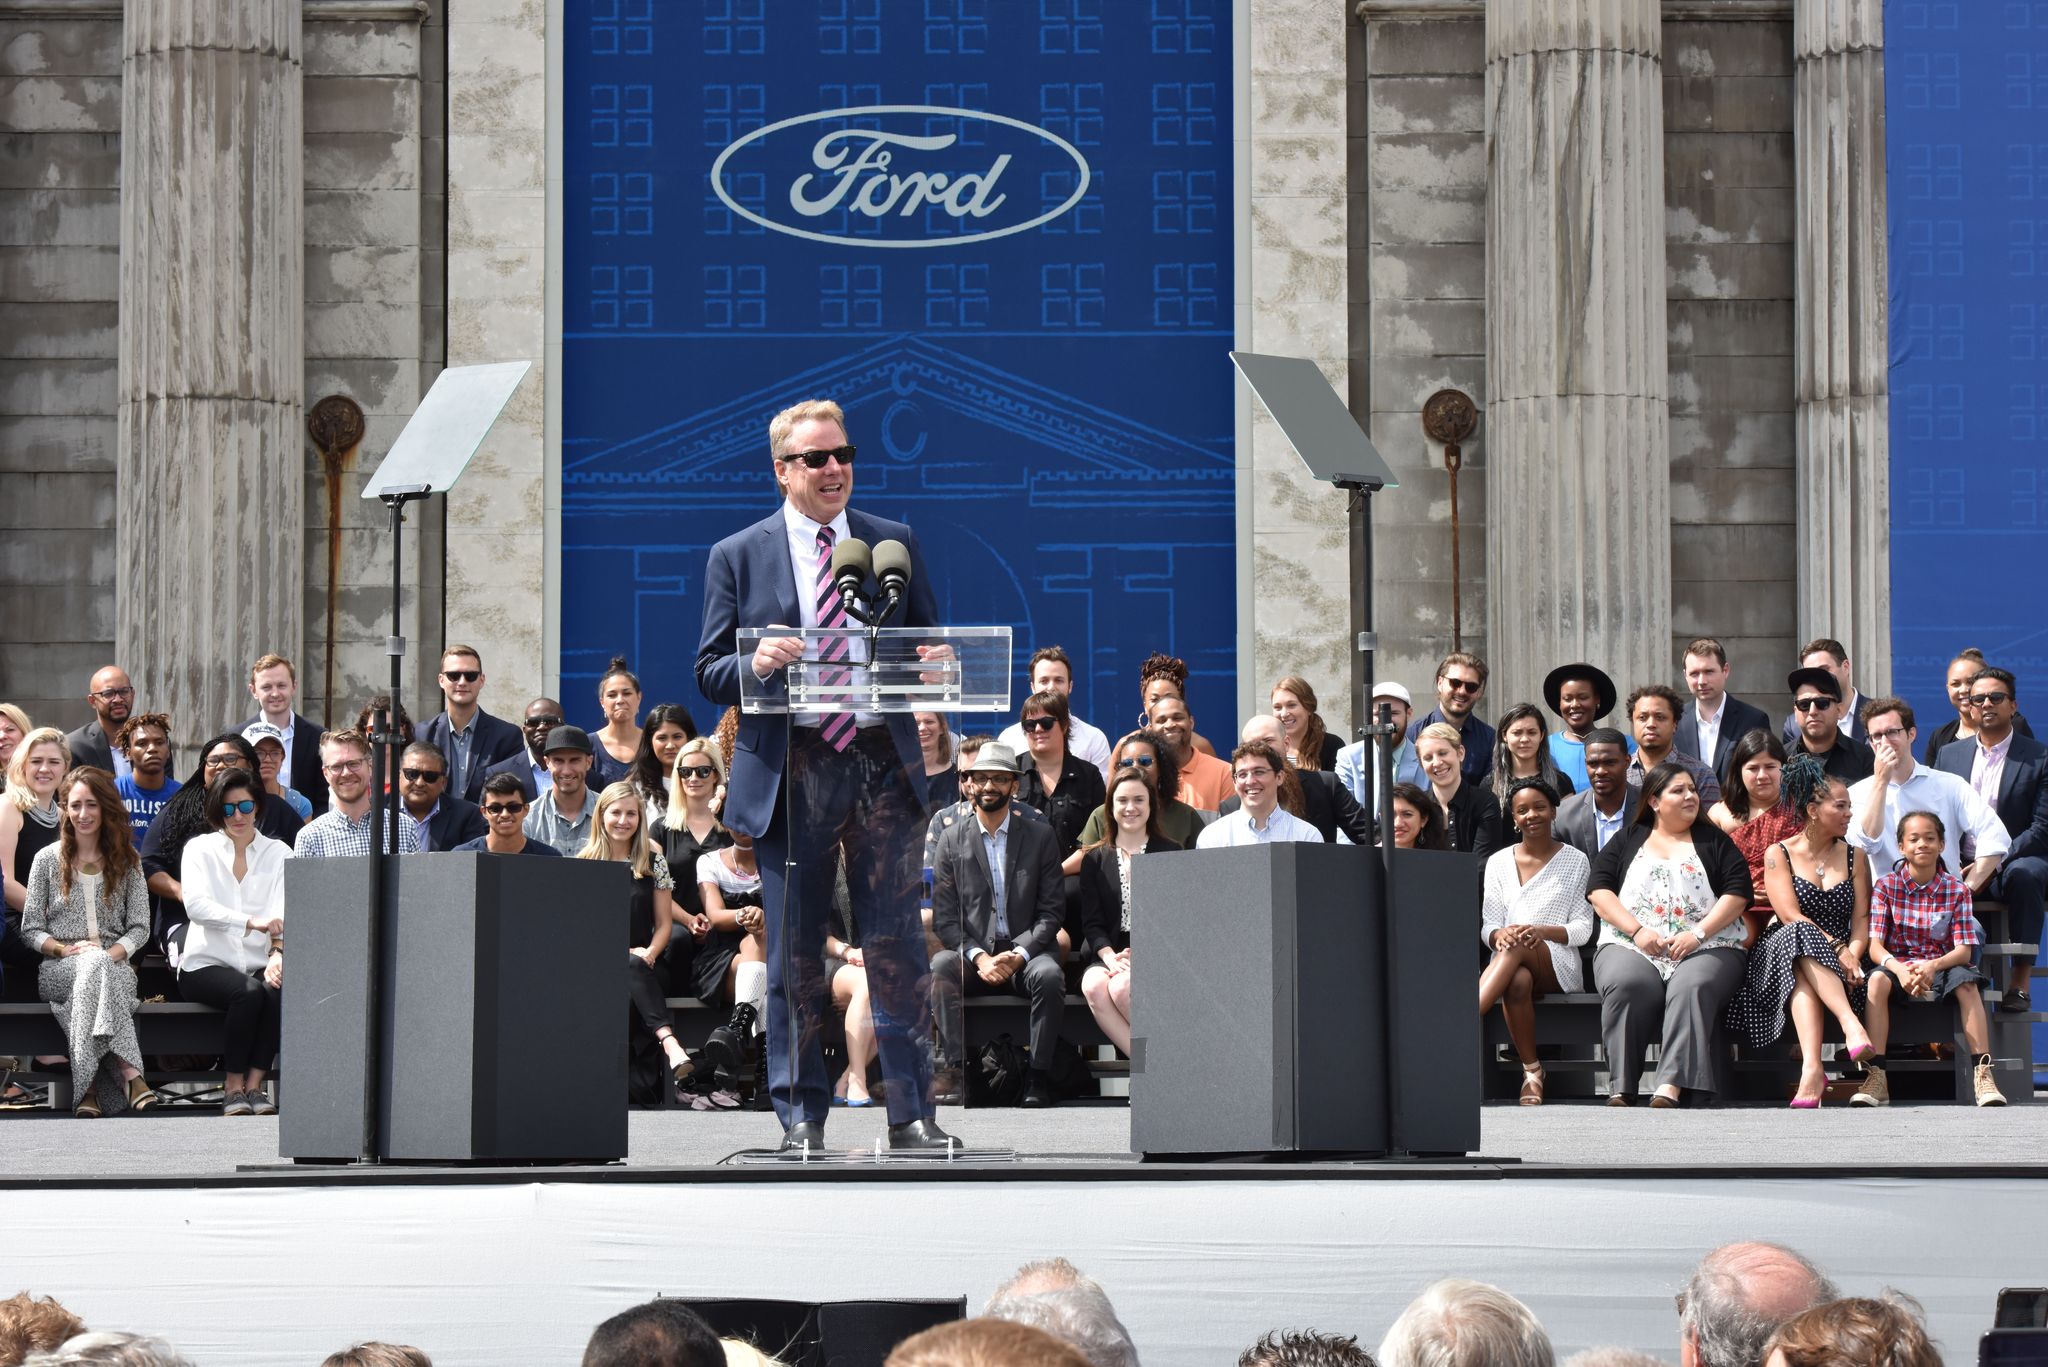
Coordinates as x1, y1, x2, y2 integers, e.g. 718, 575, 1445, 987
1544, 663, 1631, 793
929, 742, 1068, 1108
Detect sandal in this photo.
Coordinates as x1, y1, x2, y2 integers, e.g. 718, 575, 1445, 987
126, 1077, 160, 1112
74, 1095, 102, 1119
1518, 1064, 1545, 1107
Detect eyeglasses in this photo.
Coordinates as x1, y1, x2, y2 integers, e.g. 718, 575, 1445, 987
1019, 715, 1059, 733
1792, 696, 1834, 712
780, 444, 856, 469
1969, 692, 2013, 707
401, 767, 445, 783
524, 715, 565, 731
482, 801, 527, 816
441, 670, 480, 684
1442, 678, 1482, 694
1868, 727, 1909, 745
90, 687, 134, 701
324, 758, 366, 775
1235, 767, 1274, 781
220, 800, 256, 817
676, 764, 717, 780
1117, 755, 1155, 769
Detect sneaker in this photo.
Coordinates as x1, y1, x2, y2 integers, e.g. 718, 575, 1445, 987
222, 1090, 253, 1118
248, 1089, 277, 1117
2002, 988, 2033, 1015
1974, 1056, 2008, 1107
1849, 1064, 1889, 1108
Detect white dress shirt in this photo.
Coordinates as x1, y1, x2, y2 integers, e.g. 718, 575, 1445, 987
998, 714, 1112, 777
177, 830, 287, 974
1693, 696, 1725, 769
780, 501, 879, 728
1848, 764, 2009, 875
1196, 805, 1324, 848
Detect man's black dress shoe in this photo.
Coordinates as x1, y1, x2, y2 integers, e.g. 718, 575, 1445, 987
1019, 1069, 1055, 1109
779, 1121, 826, 1153
887, 1118, 960, 1150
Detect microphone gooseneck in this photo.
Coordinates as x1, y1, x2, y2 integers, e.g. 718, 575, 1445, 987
871, 539, 911, 624
829, 537, 873, 618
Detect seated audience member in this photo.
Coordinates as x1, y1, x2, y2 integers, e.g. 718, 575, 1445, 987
397, 741, 487, 852
1199, 740, 1325, 848
1493, 703, 1575, 815
453, 772, 561, 857
23, 1331, 194, 1365
1626, 684, 1721, 806
1706, 729, 1802, 947
1137, 651, 1216, 756
294, 730, 422, 857
931, 742, 1067, 1108
1543, 663, 1624, 793
1726, 756, 1874, 1107
591, 656, 645, 789
1388, 782, 1450, 851
1763, 1296, 1941, 1367
480, 696, 566, 802
887, 1321, 1091, 1367
1480, 778, 1594, 1105
925, 736, 1048, 878
629, 702, 699, 831
1784, 668, 1874, 783
1147, 692, 1232, 809
1923, 647, 2034, 759
1675, 637, 1772, 785
240, 651, 327, 810
23, 768, 158, 1117
917, 710, 959, 813
418, 643, 527, 804
1016, 690, 1107, 859
1238, 1332, 1377, 1367
1846, 696, 2005, 888
1067, 729, 1201, 869
1553, 728, 1639, 858
177, 767, 287, 1117
353, 693, 415, 787
65, 664, 135, 777
1780, 637, 1870, 747
0, 1291, 85, 1365
658, 736, 732, 976
1588, 761, 1753, 1107
140, 732, 303, 956
695, 831, 767, 1088
524, 725, 598, 856
984, 1258, 1139, 1367
0, 702, 31, 792
1407, 652, 1495, 788
1271, 675, 1341, 771
244, 727, 313, 822
1000, 646, 1113, 777
581, 1298, 722, 1367
1416, 722, 1504, 856
111, 713, 178, 840
1375, 1280, 1552, 1367
1222, 716, 1373, 844
1857, 810, 2005, 1107
321, 1345, 432, 1367
2, 729, 70, 969
578, 781, 693, 1089
1079, 768, 1182, 1056
1937, 665, 2048, 1006
1675, 1242, 1837, 1367
824, 876, 877, 1108
1336, 681, 1423, 817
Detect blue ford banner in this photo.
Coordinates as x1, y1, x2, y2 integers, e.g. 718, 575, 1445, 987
562, 2, 1237, 740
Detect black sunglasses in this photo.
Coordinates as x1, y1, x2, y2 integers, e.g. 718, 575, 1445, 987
1442, 678, 1483, 694
442, 670, 480, 683
780, 444, 856, 470
1019, 715, 1059, 732
525, 715, 565, 730
676, 763, 716, 780
400, 767, 445, 783
1969, 692, 2012, 707
482, 801, 527, 816
1793, 696, 1835, 712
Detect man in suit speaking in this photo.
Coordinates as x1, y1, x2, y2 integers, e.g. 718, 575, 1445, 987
696, 399, 956, 1153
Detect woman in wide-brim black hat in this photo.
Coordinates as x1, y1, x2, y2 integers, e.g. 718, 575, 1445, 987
1543, 663, 1622, 792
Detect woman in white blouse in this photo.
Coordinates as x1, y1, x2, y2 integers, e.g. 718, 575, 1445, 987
1479, 777, 1594, 1106
175, 767, 287, 1117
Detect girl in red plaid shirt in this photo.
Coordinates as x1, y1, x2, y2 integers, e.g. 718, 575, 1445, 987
1857, 810, 2005, 1106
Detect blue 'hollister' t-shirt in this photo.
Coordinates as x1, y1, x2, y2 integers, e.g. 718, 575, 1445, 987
115, 774, 181, 839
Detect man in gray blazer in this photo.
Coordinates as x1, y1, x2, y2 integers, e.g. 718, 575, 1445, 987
65, 663, 136, 777
930, 742, 1067, 1108
1554, 728, 1640, 859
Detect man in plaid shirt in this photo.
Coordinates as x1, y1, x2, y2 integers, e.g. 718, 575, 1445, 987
292, 729, 422, 858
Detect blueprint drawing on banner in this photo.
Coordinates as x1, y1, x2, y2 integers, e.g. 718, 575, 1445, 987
563, 1, 1237, 738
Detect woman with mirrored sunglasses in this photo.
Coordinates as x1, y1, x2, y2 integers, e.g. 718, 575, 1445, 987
175, 767, 287, 1117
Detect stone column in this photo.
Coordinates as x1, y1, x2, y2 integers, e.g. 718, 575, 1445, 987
116, 0, 304, 741
1794, 0, 1889, 691
1484, 2, 1670, 708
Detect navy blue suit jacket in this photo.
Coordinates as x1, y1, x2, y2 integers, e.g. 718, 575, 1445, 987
1936, 731, 2048, 863
419, 794, 490, 852
695, 506, 939, 838
418, 708, 528, 803
480, 748, 546, 804
1676, 693, 1772, 782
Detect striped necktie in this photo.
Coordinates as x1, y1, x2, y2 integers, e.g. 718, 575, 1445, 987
814, 525, 857, 752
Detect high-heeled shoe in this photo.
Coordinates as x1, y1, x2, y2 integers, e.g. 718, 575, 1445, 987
1518, 1064, 1545, 1107
126, 1077, 159, 1112
1845, 1035, 1875, 1064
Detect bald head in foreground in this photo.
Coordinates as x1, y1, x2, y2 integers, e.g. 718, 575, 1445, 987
1677, 1242, 1837, 1367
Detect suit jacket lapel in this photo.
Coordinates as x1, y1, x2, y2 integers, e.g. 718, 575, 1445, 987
967, 823, 996, 940
761, 518, 802, 626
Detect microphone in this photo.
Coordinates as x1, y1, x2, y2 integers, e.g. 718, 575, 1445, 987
829, 537, 872, 618
872, 539, 912, 623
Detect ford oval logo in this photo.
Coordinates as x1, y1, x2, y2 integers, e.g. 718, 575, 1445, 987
710, 105, 1092, 250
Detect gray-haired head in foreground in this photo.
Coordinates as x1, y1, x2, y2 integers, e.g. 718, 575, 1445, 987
1677, 1242, 1837, 1367
1375, 1280, 1553, 1367
1238, 1329, 1378, 1367
1560, 1351, 1669, 1367
985, 1260, 1138, 1367
24, 1333, 195, 1367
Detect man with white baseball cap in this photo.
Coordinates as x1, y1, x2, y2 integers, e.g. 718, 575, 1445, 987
1335, 681, 1424, 815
